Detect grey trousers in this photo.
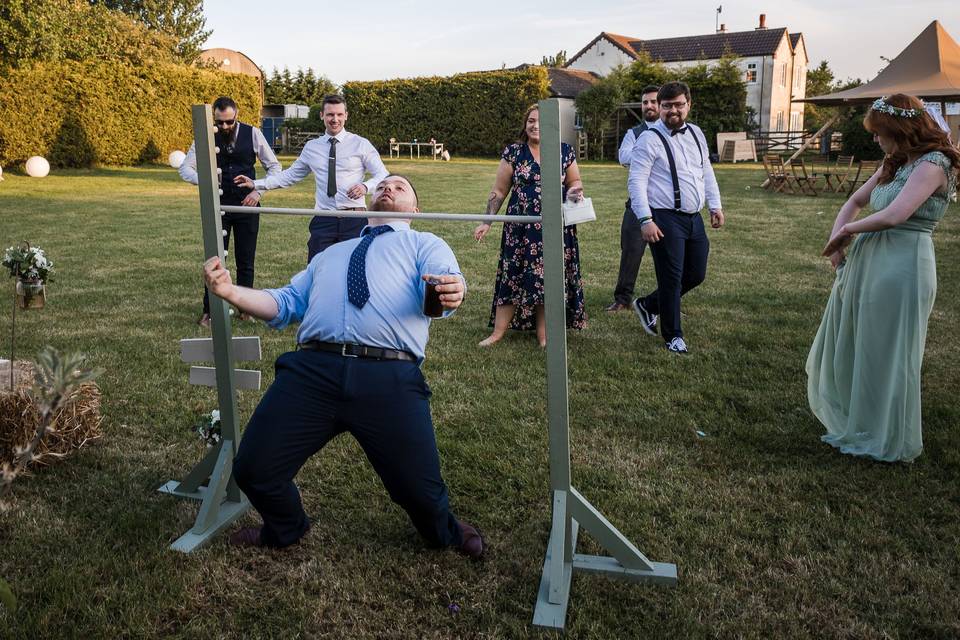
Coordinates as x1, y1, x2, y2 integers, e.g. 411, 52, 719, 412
612, 200, 649, 304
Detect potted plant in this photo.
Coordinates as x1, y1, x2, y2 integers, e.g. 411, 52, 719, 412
3, 243, 54, 309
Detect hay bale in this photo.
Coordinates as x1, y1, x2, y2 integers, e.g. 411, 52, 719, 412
0, 360, 103, 469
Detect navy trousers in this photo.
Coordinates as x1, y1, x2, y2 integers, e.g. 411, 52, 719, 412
202, 207, 260, 314
233, 349, 463, 549
307, 214, 367, 263
640, 209, 709, 342
613, 200, 649, 305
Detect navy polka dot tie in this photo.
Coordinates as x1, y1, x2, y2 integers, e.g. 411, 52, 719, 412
347, 225, 393, 308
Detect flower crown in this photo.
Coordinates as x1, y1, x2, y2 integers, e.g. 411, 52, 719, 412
870, 97, 923, 118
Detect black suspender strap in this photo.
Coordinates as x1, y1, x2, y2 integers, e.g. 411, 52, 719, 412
689, 129, 704, 166
646, 128, 682, 211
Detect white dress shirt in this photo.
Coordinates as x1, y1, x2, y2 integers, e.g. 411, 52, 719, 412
628, 119, 721, 220
617, 119, 657, 168
254, 130, 389, 210
178, 124, 281, 192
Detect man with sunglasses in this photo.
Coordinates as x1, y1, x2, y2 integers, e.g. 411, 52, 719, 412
627, 82, 725, 354
179, 96, 282, 328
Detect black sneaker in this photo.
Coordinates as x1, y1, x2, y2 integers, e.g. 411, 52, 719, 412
632, 299, 658, 336
665, 337, 689, 354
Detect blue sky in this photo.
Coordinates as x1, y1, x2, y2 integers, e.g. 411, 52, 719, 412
203, 0, 958, 86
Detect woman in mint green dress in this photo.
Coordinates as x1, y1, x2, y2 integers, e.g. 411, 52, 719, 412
808, 94, 960, 462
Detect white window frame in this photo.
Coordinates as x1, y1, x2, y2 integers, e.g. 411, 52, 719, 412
776, 110, 784, 132
779, 63, 787, 87
745, 63, 758, 84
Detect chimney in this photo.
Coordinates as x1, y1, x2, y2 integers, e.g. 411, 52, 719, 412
717, 23, 727, 34
756, 13, 767, 30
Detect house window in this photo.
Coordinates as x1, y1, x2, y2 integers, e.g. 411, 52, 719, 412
574, 111, 583, 129
779, 63, 787, 87
776, 110, 784, 131
745, 63, 757, 84
790, 112, 801, 131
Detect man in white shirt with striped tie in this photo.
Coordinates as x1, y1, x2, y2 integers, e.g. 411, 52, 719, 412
235, 95, 389, 262
628, 81, 725, 354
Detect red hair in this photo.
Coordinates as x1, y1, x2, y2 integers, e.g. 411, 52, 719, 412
863, 94, 960, 185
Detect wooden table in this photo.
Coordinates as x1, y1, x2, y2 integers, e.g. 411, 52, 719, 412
811, 166, 853, 194
389, 141, 444, 160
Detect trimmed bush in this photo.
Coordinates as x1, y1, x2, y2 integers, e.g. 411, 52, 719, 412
341, 68, 550, 156
838, 106, 884, 160
621, 54, 752, 155
0, 60, 262, 167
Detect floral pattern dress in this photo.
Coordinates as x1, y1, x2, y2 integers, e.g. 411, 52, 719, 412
488, 142, 587, 330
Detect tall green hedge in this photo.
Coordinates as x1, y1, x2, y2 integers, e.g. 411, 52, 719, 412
839, 106, 884, 160
342, 68, 550, 157
0, 60, 261, 167
621, 53, 752, 154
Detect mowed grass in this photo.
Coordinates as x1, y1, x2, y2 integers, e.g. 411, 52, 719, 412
0, 157, 958, 639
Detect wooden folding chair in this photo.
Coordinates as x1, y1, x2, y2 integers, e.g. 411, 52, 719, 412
828, 155, 855, 193
845, 160, 881, 196
762, 154, 794, 193
790, 158, 820, 196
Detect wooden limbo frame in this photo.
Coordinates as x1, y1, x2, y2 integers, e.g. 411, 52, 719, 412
160, 100, 677, 630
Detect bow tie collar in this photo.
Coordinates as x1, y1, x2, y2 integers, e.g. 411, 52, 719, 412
670, 126, 688, 137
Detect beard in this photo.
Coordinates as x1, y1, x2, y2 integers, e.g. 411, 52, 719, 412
369, 197, 398, 212
214, 129, 234, 151
664, 113, 685, 130
643, 109, 658, 122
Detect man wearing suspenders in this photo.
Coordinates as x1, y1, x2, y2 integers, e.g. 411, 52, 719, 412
606, 85, 660, 312
627, 82, 725, 354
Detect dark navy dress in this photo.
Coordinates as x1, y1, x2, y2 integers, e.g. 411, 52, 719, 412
489, 142, 587, 330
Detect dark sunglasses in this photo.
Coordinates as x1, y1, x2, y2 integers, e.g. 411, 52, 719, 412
215, 118, 236, 126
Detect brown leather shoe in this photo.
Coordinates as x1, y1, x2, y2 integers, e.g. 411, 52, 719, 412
605, 301, 629, 312
457, 520, 485, 560
228, 526, 264, 547
198, 313, 211, 328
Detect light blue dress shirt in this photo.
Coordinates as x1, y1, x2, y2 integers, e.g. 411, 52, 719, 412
627, 119, 722, 219
264, 222, 463, 362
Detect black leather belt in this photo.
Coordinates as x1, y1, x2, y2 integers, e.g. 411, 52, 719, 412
651, 207, 700, 216
297, 340, 417, 362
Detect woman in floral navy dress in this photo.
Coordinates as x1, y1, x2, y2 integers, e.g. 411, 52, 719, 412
473, 105, 588, 346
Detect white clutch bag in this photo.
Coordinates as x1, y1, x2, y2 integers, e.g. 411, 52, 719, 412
562, 197, 596, 226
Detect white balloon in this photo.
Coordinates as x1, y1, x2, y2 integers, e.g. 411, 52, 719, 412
25, 156, 50, 178
168, 150, 186, 168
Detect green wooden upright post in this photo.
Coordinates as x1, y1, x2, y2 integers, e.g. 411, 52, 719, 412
157, 105, 250, 552
532, 99, 677, 631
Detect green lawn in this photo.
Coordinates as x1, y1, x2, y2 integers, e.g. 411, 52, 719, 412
0, 158, 958, 639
